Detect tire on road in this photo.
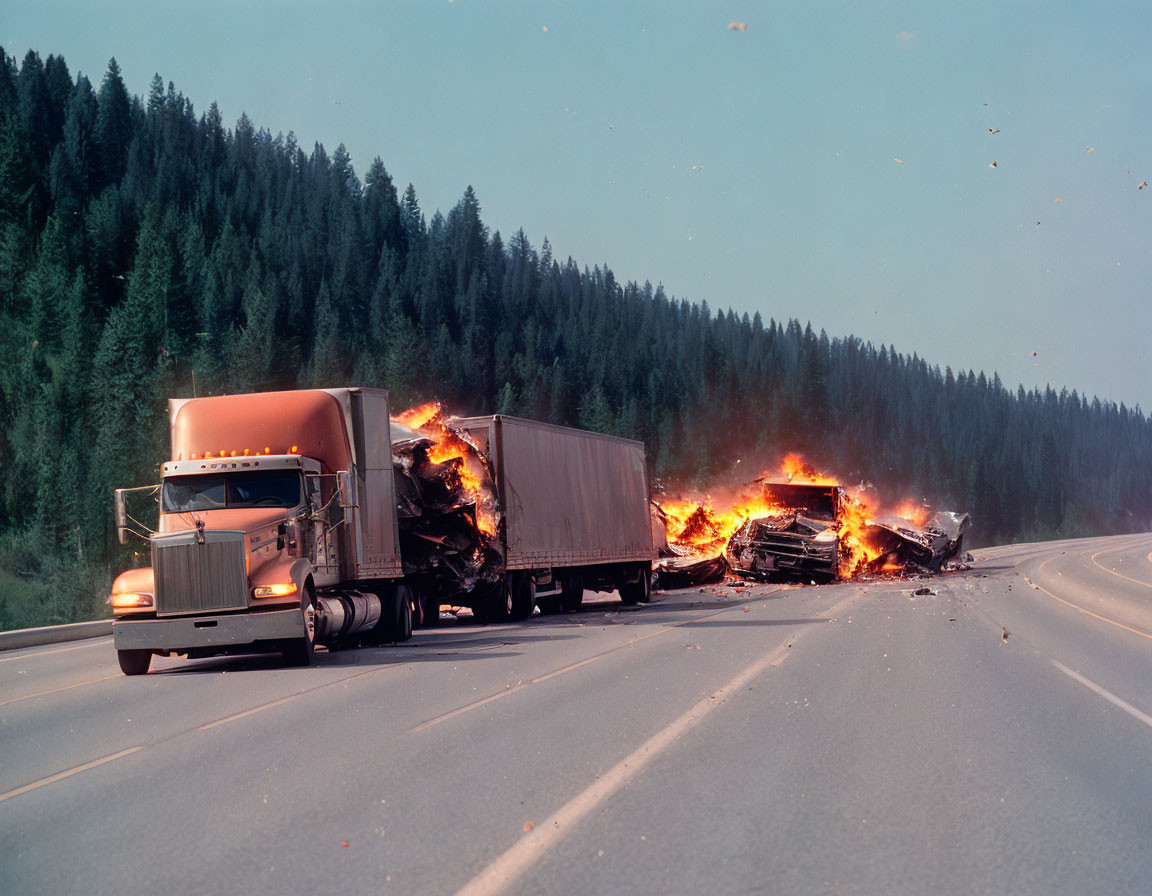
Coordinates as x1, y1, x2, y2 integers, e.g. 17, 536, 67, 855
117, 648, 153, 676
561, 574, 584, 612
374, 584, 413, 643
508, 570, 536, 621
282, 583, 316, 666
618, 565, 651, 606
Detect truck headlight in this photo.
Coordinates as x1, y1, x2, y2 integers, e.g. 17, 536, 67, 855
253, 583, 298, 598
813, 529, 838, 543
110, 591, 154, 609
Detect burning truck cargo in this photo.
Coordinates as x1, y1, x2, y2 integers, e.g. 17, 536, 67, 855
657, 456, 970, 587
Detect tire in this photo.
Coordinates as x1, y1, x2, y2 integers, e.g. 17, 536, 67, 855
508, 571, 536, 622
421, 592, 441, 628
396, 587, 413, 642
618, 566, 651, 606
561, 574, 584, 612
117, 648, 152, 676
374, 585, 413, 643
282, 585, 316, 666
470, 580, 512, 625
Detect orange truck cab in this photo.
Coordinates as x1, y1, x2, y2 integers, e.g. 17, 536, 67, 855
110, 388, 411, 675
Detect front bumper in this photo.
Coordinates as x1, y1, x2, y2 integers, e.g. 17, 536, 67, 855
113, 608, 305, 652
727, 537, 838, 581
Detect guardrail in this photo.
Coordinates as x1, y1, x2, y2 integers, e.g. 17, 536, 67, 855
0, 619, 113, 651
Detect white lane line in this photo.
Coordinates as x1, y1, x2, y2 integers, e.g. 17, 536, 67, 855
1051, 660, 1152, 731
0, 674, 120, 708
413, 601, 777, 734
199, 695, 303, 730
0, 746, 143, 804
454, 640, 794, 896
0, 639, 109, 663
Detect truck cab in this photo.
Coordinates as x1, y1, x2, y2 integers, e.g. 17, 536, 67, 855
110, 388, 410, 675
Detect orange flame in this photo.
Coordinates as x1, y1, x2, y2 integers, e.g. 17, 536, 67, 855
392, 403, 498, 536
660, 454, 927, 579
393, 402, 442, 429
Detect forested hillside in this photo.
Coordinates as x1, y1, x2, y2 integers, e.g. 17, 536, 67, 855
2, 50, 1150, 628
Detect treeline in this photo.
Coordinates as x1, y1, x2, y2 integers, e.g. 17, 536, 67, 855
1, 50, 1150, 627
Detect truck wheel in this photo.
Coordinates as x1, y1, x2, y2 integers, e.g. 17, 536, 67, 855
421, 592, 441, 628
618, 566, 651, 606
397, 587, 413, 642
561, 574, 584, 612
508, 571, 536, 621
283, 585, 316, 666
117, 649, 152, 676
471, 580, 512, 625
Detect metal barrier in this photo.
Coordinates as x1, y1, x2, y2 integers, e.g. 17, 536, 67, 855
0, 619, 113, 651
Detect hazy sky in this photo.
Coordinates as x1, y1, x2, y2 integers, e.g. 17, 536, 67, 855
6, 1, 1150, 409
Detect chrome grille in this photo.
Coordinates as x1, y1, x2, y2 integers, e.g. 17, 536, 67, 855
152, 530, 248, 616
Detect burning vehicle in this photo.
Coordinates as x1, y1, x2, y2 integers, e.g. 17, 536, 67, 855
724, 482, 845, 582
659, 455, 971, 586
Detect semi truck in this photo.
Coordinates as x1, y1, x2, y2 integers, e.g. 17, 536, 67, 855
109, 388, 654, 675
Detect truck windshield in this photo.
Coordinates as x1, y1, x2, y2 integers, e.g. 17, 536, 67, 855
162, 470, 303, 512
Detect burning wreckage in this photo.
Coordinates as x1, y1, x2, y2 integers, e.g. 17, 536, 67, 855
657, 465, 970, 588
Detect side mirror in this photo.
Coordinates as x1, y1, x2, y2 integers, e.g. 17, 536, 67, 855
114, 489, 129, 545
336, 470, 357, 508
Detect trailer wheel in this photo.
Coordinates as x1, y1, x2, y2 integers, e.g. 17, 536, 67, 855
283, 585, 316, 666
618, 566, 651, 606
420, 592, 441, 628
508, 571, 536, 622
471, 580, 512, 625
117, 648, 152, 676
561, 574, 584, 612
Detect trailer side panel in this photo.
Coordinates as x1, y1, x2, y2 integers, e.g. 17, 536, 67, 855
464, 416, 653, 569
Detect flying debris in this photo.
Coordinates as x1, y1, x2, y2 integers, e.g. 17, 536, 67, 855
988, 128, 1000, 134
894, 158, 904, 164
728, 22, 748, 31
988, 161, 998, 168
1139, 181, 1147, 190
1085, 146, 1094, 153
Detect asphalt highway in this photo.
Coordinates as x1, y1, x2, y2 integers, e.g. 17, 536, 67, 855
2, 534, 1151, 895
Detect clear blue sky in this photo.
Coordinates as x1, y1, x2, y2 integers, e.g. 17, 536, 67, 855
6, 1, 1150, 409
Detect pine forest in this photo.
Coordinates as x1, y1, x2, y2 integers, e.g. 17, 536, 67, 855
1, 50, 1150, 628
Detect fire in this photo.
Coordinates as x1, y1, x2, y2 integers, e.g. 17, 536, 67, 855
659, 454, 926, 580
391, 403, 498, 535
892, 500, 930, 528
779, 453, 838, 485
836, 494, 883, 577
393, 402, 442, 429
660, 489, 788, 561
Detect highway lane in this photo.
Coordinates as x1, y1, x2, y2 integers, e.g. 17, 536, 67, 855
1, 534, 1150, 894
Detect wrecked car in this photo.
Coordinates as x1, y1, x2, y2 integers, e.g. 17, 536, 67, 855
725, 482, 845, 582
